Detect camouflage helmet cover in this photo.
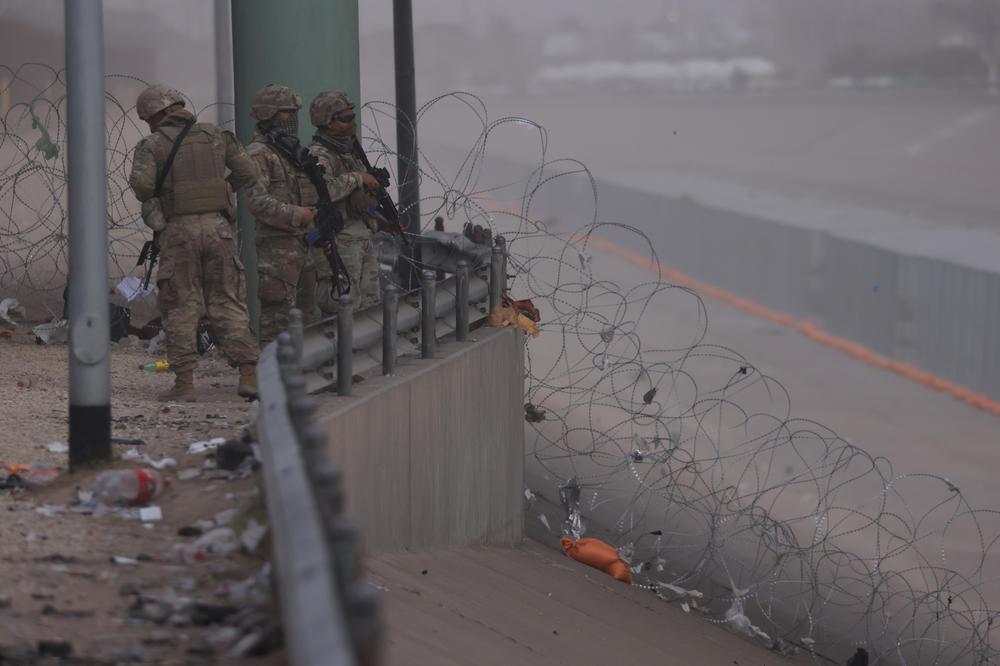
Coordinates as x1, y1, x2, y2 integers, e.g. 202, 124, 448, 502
251, 84, 303, 121
309, 91, 355, 127
136, 84, 185, 121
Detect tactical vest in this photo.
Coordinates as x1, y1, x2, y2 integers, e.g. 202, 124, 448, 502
250, 138, 318, 208
157, 123, 231, 218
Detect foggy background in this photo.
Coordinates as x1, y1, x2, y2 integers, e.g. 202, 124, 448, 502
3, 3, 1000, 659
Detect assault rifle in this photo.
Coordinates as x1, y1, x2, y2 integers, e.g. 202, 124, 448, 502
348, 139, 409, 245
266, 131, 352, 295
136, 233, 160, 289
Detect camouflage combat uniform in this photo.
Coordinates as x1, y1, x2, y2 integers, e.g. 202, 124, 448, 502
245, 137, 319, 341
308, 91, 381, 313
128, 104, 280, 397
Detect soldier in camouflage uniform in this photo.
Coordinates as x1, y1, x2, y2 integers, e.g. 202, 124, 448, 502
244, 85, 325, 343
128, 84, 290, 402
307, 91, 382, 313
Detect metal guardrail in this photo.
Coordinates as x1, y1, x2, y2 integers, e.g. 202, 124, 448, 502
296, 251, 497, 395
256, 238, 508, 665
256, 332, 376, 666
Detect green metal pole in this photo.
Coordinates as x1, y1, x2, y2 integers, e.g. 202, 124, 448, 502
231, 0, 360, 331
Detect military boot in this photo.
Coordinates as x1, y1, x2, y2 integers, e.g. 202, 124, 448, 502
237, 364, 258, 399
158, 370, 196, 402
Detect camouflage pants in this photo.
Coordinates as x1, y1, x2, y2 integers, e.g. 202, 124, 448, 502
256, 234, 315, 345
155, 213, 258, 375
313, 227, 381, 314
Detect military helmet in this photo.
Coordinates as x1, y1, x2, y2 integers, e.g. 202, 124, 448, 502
309, 91, 355, 127
251, 84, 302, 121
135, 84, 185, 121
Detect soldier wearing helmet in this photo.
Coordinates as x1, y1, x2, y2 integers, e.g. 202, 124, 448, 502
307, 90, 382, 313
128, 84, 290, 402
244, 83, 331, 342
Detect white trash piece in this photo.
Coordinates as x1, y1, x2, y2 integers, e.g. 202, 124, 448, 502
32, 320, 68, 344
187, 437, 226, 455
115, 276, 156, 303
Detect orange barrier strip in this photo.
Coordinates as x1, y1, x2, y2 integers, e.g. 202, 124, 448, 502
587, 236, 1000, 418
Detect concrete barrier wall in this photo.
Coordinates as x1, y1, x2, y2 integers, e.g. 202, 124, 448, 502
428, 144, 1000, 402
314, 327, 525, 553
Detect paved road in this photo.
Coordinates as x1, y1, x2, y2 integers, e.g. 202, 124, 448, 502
368, 540, 797, 665
417, 89, 1000, 233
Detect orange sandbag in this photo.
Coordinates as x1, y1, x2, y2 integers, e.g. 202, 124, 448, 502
603, 559, 633, 584
562, 537, 633, 584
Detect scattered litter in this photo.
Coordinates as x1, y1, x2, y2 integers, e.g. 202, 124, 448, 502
177, 468, 202, 481
538, 513, 551, 531
92, 469, 163, 503
46, 442, 68, 453
524, 402, 546, 423
112, 556, 139, 566
115, 276, 156, 303
172, 528, 239, 564
122, 448, 176, 469
17, 377, 34, 388
524, 488, 536, 503
32, 319, 68, 344
193, 519, 215, 532
368, 581, 390, 593
24, 464, 61, 488
138, 506, 163, 521
178, 526, 203, 537
725, 598, 771, 642
188, 437, 226, 454
146, 329, 166, 354
214, 509, 237, 526
216, 439, 254, 471
239, 519, 267, 553
0, 297, 26, 327
69, 498, 108, 516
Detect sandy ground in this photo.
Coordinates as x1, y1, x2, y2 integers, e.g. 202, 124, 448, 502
0, 326, 285, 665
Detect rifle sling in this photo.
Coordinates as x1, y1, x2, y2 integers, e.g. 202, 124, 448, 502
154, 120, 195, 198
265, 132, 352, 295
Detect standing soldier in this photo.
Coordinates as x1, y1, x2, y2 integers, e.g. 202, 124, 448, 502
128, 84, 290, 401
307, 91, 382, 313
244, 84, 324, 342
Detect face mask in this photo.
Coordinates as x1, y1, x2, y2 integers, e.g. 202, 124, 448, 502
271, 112, 299, 138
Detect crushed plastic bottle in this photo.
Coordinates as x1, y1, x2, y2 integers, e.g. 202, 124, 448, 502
172, 527, 239, 564
138, 360, 169, 373
23, 464, 61, 488
91, 469, 163, 503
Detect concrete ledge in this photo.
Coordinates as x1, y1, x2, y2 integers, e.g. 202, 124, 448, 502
314, 327, 525, 553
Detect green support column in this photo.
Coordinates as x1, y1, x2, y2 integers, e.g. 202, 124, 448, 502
231, 0, 360, 331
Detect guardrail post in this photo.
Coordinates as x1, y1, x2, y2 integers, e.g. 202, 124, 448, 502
382, 283, 398, 375
490, 239, 504, 311
346, 581, 381, 666
456, 259, 469, 341
421, 269, 436, 359
434, 216, 445, 281
337, 293, 353, 396
495, 233, 507, 288
288, 308, 304, 371
276, 332, 297, 382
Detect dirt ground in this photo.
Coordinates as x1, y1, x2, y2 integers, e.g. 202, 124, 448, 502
0, 323, 285, 665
